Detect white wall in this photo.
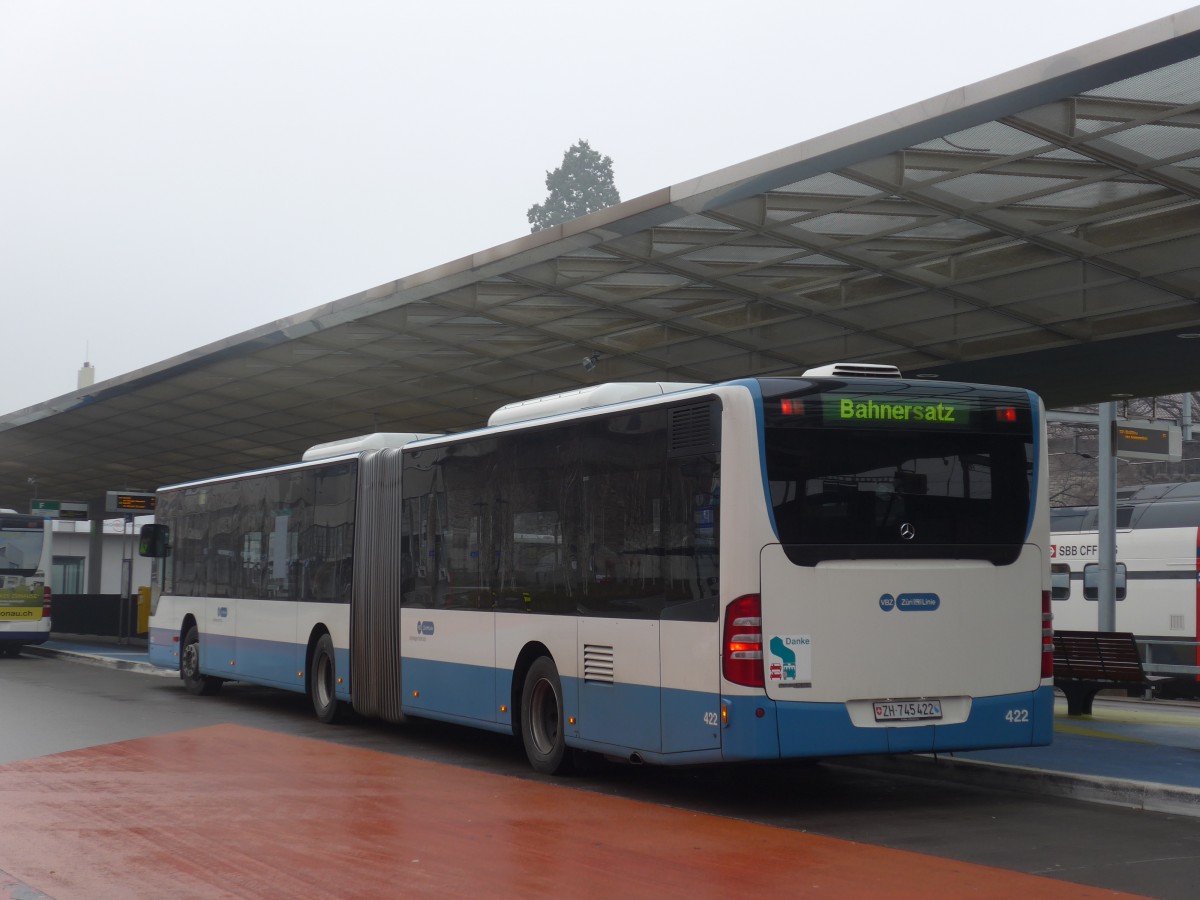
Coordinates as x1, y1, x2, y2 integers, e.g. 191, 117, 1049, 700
51, 519, 153, 594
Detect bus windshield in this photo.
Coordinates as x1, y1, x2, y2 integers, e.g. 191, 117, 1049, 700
0, 515, 46, 578
760, 379, 1033, 566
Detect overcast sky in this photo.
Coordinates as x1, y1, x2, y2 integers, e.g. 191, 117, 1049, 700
2, 0, 1196, 415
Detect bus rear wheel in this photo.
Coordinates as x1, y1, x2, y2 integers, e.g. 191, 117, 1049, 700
520, 656, 572, 775
180, 625, 222, 696
310, 633, 343, 724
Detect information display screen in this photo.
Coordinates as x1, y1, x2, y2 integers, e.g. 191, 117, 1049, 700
106, 491, 158, 512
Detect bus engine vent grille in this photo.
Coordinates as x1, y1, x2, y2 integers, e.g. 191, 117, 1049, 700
583, 644, 615, 683
668, 402, 717, 457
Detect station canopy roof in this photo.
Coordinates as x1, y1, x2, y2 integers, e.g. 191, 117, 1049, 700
6, 9, 1200, 508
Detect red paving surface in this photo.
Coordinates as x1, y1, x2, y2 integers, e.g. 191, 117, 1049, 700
0, 724, 1139, 899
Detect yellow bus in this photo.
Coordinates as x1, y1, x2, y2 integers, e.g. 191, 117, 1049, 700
0, 511, 52, 657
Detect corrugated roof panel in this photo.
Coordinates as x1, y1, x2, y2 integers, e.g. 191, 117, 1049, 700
1085, 56, 1200, 102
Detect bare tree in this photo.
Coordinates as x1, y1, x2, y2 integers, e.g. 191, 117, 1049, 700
1048, 392, 1200, 505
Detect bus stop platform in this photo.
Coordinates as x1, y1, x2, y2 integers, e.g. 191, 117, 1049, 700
25, 635, 165, 676
25, 635, 1200, 818
857, 696, 1200, 818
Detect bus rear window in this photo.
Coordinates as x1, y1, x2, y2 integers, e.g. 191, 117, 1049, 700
761, 380, 1033, 566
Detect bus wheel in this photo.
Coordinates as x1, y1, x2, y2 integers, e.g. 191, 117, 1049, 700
310, 633, 342, 724
180, 626, 222, 696
520, 656, 572, 775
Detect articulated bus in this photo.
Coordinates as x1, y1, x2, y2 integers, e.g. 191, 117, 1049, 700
1051, 483, 1200, 689
0, 511, 52, 656
140, 365, 1053, 772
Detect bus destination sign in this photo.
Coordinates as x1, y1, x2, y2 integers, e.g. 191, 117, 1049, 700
827, 397, 967, 428
105, 491, 158, 513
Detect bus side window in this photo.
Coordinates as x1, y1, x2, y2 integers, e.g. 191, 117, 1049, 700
1081, 562, 1127, 601
1050, 563, 1071, 601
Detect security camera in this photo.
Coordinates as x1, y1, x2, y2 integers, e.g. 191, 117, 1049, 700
582, 354, 598, 372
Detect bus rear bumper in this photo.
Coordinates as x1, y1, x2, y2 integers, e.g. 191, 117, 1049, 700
0, 631, 50, 645
721, 685, 1054, 761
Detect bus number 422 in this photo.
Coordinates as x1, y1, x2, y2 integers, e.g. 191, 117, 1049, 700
1005, 708, 1030, 723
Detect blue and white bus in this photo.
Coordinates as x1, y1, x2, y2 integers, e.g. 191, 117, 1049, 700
141, 364, 1053, 772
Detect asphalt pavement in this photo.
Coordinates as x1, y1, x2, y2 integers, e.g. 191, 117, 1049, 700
23, 633, 1200, 818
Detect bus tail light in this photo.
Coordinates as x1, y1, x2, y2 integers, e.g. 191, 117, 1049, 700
42, 585, 52, 618
1041, 590, 1054, 678
723, 594, 764, 687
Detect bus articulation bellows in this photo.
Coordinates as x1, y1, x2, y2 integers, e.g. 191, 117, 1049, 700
140, 367, 1053, 772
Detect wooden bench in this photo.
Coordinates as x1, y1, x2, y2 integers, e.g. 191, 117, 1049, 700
1052, 630, 1167, 716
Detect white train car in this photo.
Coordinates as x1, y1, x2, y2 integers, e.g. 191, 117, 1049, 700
1051, 483, 1200, 690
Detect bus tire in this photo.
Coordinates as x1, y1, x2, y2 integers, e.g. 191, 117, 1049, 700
310, 633, 342, 724
180, 625, 222, 696
520, 656, 572, 775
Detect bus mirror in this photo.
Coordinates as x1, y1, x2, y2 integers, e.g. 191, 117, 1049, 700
139, 523, 171, 558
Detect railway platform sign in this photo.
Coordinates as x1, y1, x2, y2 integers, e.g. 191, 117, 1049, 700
30, 500, 89, 520
1114, 420, 1182, 462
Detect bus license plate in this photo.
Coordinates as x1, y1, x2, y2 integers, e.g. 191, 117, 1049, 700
873, 699, 943, 722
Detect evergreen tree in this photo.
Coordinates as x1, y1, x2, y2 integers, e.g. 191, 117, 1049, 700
527, 139, 621, 233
